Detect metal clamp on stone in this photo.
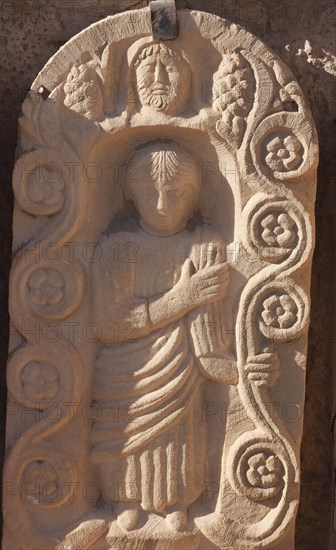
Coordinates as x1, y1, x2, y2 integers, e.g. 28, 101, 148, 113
149, 0, 178, 40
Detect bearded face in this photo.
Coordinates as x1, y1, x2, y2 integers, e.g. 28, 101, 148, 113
135, 52, 191, 116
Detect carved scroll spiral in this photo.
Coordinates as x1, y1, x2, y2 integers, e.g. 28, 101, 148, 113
224, 67, 316, 545
7, 82, 90, 548
4, 340, 83, 548
5, 10, 318, 549
211, 37, 318, 545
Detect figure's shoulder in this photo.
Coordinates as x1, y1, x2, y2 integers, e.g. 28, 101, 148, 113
95, 220, 142, 269
186, 224, 226, 265
98, 231, 139, 250
98, 220, 141, 250
191, 223, 225, 245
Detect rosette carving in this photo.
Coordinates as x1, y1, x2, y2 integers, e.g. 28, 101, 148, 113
11, 261, 85, 323
226, 434, 287, 502
23, 460, 60, 506
258, 282, 308, 341
241, 195, 309, 263
265, 135, 303, 173
21, 361, 59, 402
7, 340, 80, 410
13, 150, 70, 216
21, 454, 78, 509
28, 269, 65, 307
251, 113, 318, 183
4, 6, 318, 550
260, 212, 296, 248
261, 294, 297, 329
246, 453, 283, 491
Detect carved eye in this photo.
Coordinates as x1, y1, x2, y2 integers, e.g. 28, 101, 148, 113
166, 65, 176, 73
144, 191, 155, 202
144, 64, 155, 73
168, 189, 182, 198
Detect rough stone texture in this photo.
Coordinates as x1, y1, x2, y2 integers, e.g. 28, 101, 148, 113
0, 1, 334, 549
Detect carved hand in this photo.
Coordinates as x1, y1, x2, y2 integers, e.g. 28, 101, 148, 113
176, 258, 230, 311
245, 352, 280, 388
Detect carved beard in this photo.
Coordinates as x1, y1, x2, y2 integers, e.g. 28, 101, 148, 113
138, 83, 181, 114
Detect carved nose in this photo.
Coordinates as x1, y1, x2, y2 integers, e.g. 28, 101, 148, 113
157, 192, 168, 212
154, 60, 166, 85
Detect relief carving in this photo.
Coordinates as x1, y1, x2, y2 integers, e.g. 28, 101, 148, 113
3, 6, 318, 550
213, 51, 255, 147
90, 139, 233, 535
64, 63, 104, 121
127, 40, 191, 116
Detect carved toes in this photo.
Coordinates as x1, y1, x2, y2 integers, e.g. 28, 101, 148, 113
116, 503, 140, 532
166, 509, 188, 532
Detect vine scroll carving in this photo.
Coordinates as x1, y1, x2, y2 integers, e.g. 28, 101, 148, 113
3, 6, 318, 550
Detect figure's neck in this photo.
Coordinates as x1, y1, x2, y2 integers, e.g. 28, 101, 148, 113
138, 218, 187, 237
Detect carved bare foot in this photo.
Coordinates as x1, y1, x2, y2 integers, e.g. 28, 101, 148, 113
55, 514, 110, 550
166, 506, 188, 532
116, 502, 140, 531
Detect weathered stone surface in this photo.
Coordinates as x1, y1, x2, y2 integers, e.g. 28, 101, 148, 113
1, 1, 334, 550
2, 6, 319, 549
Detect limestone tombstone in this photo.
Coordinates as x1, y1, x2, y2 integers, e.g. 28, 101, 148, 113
3, 5, 318, 550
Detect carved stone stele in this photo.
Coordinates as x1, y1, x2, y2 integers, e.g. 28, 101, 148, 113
3, 6, 318, 550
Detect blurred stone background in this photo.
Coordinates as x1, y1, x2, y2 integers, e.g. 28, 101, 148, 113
0, 1, 335, 547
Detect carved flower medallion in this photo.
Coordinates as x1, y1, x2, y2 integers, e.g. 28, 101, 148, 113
261, 294, 298, 329
21, 361, 59, 401
250, 112, 317, 183
260, 212, 297, 248
27, 165, 65, 207
7, 341, 81, 412
246, 453, 283, 490
258, 282, 309, 341
265, 135, 303, 173
23, 460, 59, 505
21, 261, 85, 320
226, 436, 286, 501
241, 196, 304, 262
13, 150, 71, 216
28, 269, 65, 306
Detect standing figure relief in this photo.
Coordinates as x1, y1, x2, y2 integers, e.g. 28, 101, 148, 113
90, 139, 279, 535
4, 7, 317, 550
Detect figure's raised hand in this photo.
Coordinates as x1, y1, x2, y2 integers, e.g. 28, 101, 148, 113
177, 258, 230, 310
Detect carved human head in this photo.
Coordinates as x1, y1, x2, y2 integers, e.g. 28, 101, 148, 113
131, 43, 191, 116
123, 139, 201, 234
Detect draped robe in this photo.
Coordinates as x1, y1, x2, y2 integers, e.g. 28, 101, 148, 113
90, 222, 227, 513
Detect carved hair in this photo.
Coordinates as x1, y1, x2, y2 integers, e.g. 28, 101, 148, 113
133, 43, 187, 68
123, 139, 200, 197
126, 41, 191, 117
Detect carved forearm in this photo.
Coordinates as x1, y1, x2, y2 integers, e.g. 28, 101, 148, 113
96, 290, 191, 343
124, 288, 227, 339
147, 289, 191, 330
103, 292, 190, 342
197, 355, 238, 385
